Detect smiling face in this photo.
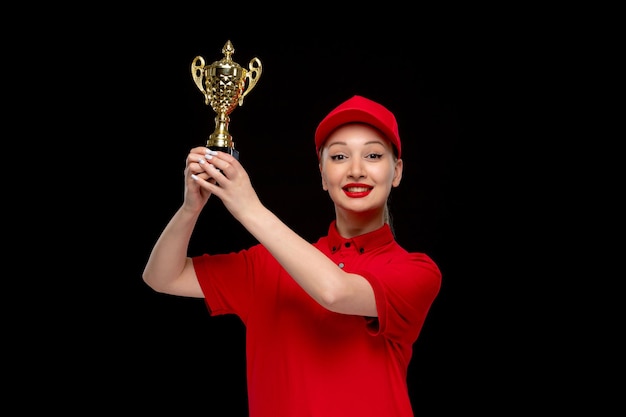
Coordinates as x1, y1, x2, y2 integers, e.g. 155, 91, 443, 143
319, 123, 403, 228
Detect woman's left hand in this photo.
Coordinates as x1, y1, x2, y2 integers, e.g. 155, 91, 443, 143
192, 150, 263, 220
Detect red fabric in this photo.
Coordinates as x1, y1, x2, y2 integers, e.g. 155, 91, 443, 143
193, 221, 441, 417
315, 95, 402, 157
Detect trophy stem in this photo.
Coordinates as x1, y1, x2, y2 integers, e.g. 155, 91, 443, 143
207, 112, 239, 159
208, 112, 233, 148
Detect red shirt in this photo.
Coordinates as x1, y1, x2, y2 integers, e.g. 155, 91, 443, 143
193, 221, 441, 417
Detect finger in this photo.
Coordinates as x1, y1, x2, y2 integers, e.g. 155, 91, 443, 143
191, 146, 210, 154
203, 160, 228, 184
192, 171, 211, 181
192, 152, 217, 172
213, 150, 239, 164
208, 152, 239, 179
191, 167, 221, 190
184, 161, 207, 177
185, 147, 213, 166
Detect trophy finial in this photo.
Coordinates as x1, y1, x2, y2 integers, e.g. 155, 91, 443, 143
222, 40, 235, 62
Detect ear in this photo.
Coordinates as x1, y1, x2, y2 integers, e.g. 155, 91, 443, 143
392, 159, 403, 187
319, 163, 328, 191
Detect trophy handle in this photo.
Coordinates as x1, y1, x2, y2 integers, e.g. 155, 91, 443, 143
240, 57, 262, 105
191, 56, 208, 102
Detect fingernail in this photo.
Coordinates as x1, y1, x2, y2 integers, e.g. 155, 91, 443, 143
198, 158, 206, 164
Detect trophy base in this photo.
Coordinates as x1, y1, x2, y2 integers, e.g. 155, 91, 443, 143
207, 146, 239, 160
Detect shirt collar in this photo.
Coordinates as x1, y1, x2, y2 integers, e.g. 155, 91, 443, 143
326, 220, 395, 254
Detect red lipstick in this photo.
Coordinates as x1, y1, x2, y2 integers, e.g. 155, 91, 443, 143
342, 183, 373, 198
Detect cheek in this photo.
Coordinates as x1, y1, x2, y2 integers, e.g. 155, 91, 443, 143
322, 165, 339, 179
321, 168, 340, 191
373, 166, 395, 183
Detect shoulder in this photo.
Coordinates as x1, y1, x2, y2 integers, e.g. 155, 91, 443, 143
384, 247, 442, 290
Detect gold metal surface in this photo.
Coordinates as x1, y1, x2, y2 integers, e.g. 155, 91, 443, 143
191, 40, 262, 151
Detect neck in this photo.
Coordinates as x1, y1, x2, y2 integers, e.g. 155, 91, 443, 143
334, 209, 385, 238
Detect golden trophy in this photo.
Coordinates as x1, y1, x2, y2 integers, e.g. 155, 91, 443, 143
191, 40, 262, 159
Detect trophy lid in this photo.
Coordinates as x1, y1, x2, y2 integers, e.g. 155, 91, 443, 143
211, 40, 242, 72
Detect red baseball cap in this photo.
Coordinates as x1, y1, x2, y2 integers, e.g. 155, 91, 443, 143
314, 95, 401, 158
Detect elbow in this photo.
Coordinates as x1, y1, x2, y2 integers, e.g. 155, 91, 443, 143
142, 270, 163, 293
318, 291, 336, 310
142, 272, 155, 290
314, 271, 355, 311
314, 273, 377, 316
317, 287, 345, 312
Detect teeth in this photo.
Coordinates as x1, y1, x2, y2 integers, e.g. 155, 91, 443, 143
346, 187, 369, 192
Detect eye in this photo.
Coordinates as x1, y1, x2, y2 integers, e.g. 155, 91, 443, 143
366, 153, 383, 159
330, 154, 346, 161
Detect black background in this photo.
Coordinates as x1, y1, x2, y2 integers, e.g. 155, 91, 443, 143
19, 10, 574, 416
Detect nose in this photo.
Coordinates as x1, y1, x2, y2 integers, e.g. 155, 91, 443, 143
348, 158, 365, 179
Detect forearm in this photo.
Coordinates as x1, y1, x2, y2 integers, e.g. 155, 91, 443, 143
239, 205, 375, 315
142, 206, 201, 292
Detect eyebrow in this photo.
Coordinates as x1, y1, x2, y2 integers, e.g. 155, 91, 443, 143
327, 140, 386, 149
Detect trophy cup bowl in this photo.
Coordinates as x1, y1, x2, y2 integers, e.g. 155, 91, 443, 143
191, 40, 262, 160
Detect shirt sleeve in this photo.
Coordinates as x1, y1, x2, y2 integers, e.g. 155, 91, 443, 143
359, 252, 441, 345
192, 246, 260, 319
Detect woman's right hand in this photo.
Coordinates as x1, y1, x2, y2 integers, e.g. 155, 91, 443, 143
182, 146, 216, 212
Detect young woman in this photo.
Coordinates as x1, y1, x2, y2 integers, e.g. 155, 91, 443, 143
143, 95, 442, 417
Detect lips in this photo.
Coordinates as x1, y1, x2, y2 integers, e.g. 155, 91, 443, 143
342, 184, 373, 198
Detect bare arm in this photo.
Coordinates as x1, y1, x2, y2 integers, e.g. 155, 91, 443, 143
244, 207, 378, 317
142, 147, 217, 297
194, 151, 377, 317
142, 206, 203, 297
